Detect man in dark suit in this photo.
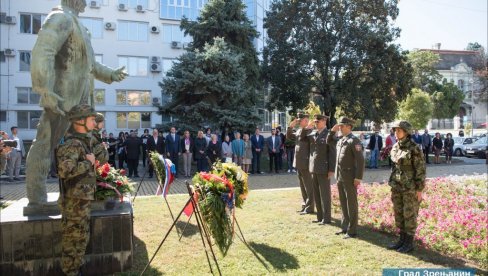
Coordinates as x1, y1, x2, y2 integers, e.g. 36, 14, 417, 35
412, 129, 422, 148
266, 128, 282, 173
329, 117, 365, 239
125, 131, 142, 178
147, 128, 165, 178
251, 127, 264, 174
287, 113, 314, 215
140, 129, 150, 168
309, 115, 336, 225
367, 131, 383, 168
166, 127, 181, 176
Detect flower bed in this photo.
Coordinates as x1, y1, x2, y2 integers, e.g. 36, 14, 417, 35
332, 174, 487, 267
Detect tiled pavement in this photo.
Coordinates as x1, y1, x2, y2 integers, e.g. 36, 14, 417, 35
1, 160, 486, 203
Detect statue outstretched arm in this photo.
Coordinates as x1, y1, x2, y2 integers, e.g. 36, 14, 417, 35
93, 62, 128, 83
31, 12, 73, 115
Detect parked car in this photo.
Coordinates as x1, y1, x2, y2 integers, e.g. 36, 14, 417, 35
452, 137, 477, 156
464, 137, 487, 159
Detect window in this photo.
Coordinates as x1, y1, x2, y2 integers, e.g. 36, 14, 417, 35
160, 0, 207, 20
19, 51, 31, 71
95, 54, 103, 63
20, 13, 46, 34
119, 0, 148, 8
118, 21, 149, 41
162, 59, 177, 73
18, 111, 42, 129
17, 87, 40, 104
117, 112, 151, 129
118, 56, 148, 76
458, 79, 465, 91
116, 90, 151, 106
94, 89, 105, 105
79, 17, 103, 39
162, 24, 191, 44
0, 51, 5, 63
0, 111, 6, 122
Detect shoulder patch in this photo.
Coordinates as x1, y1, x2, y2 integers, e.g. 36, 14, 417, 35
355, 144, 362, 152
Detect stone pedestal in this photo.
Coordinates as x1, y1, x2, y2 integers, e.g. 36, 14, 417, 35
0, 193, 133, 275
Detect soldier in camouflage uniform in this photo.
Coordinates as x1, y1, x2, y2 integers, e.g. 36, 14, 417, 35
92, 112, 109, 164
388, 120, 426, 253
56, 104, 97, 275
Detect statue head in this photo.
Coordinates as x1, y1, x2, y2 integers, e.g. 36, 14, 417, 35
61, 0, 87, 14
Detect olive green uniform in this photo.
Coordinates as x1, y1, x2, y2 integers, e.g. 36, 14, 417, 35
57, 131, 95, 276
389, 137, 426, 236
287, 126, 314, 213
309, 128, 336, 223
328, 131, 364, 235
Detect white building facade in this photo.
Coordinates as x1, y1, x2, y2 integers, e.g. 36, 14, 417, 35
0, 0, 271, 140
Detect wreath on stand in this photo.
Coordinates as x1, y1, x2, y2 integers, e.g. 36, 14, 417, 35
95, 161, 134, 201
191, 161, 249, 256
149, 151, 176, 196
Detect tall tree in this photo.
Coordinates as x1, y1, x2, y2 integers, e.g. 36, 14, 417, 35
407, 50, 442, 92
263, 0, 413, 123
397, 88, 433, 130
159, 38, 260, 132
431, 80, 465, 119
181, 0, 260, 91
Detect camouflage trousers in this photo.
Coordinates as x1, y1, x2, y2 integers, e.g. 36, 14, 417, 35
391, 189, 420, 236
59, 197, 91, 276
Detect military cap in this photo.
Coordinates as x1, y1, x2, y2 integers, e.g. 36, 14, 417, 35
95, 112, 105, 123
391, 120, 413, 134
337, 117, 355, 126
67, 104, 97, 121
313, 114, 328, 121
297, 112, 310, 119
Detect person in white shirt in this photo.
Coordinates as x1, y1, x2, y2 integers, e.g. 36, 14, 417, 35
7, 126, 25, 182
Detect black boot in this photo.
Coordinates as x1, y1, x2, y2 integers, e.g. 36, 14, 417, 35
397, 234, 414, 253
387, 232, 405, 250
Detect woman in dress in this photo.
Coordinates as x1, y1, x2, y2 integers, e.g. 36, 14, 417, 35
242, 133, 253, 173
194, 130, 208, 172
221, 135, 233, 163
443, 133, 454, 164
117, 131, 127, 169
207, 134, 221, 166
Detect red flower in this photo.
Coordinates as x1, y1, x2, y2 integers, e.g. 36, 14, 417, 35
103, 163, 111, 173
120, 169, 126, 176
116, 180, 122, 187
95, 160, 100, 168
101, 171, 108, 178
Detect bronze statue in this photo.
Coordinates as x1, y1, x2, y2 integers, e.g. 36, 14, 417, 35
26, 0, 128, 208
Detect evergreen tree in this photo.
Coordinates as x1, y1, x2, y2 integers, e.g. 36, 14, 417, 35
181, 0, 260, 91
159, 38, 260, 132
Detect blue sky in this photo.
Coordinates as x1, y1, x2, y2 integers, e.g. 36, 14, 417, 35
394, 0, 487, 51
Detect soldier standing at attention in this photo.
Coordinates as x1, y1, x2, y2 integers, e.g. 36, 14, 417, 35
387, 121, 425, 253
56, 104, 97, 275
309, 114, 336, 225
287, 113, 315, 215
329, 117, 365, 239
92, 113, 109, 164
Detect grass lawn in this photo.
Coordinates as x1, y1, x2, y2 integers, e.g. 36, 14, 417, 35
124, 189, 484, 275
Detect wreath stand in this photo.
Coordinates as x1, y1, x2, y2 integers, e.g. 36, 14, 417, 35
140, 182, 222, 275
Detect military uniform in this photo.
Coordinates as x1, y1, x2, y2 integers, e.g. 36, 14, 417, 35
388, 120, 426, 253
309, 115, 336, 224
56, 105, 97, 276
92, 113, 108, 164
287, 113, 314, 213
328, 117, 364, 237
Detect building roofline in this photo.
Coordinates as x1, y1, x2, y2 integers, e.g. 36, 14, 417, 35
419, 49, 480, 55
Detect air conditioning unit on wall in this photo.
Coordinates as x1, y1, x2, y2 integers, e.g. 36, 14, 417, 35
104, 22, 116, 30
118, 3, 127, 11
90, 0, 101, 8
171, 41, 182, 49
136, 5, 145, 12
150, 26, 160, 34
1, 15, 17, 25
4, 48, 16, 57
150, 63, 162, 72
151, 56, 161, 63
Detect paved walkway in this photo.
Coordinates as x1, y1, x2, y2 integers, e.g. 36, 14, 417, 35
1, 159, 486, 203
